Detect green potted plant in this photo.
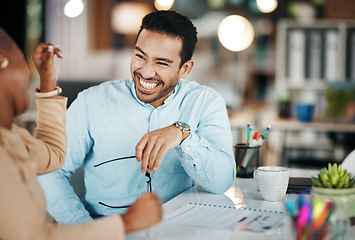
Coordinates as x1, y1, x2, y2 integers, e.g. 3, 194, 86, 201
324, 88, 355, 123
311, 163, 355, 218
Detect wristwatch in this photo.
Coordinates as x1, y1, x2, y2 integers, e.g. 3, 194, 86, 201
173, 121, 190, 133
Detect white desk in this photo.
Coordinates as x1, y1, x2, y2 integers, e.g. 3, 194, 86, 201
126, 177, 355, 240
126, 178, 292, 240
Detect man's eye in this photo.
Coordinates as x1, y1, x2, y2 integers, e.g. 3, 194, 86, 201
135, 54, 144, 59
157, 62, 168, 66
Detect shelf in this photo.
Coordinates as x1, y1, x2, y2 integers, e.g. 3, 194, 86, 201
276, 19, 355, 91
281, 80, 327, 91
270, 118, 355, 133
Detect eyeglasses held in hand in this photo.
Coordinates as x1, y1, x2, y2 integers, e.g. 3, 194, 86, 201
146, 170, 152, 193
97, 155, 152, 209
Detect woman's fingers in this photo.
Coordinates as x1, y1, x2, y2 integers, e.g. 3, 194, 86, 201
32, 43, 63, 64
54, 47, 64, 58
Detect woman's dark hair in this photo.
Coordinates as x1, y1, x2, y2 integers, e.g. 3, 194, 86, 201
0, 28, 9, 49
136, 10, 198, 68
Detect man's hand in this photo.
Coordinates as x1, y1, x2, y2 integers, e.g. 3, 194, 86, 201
121, 193, 162, 233
136, 125, 184, 173
32, 43, 63, 92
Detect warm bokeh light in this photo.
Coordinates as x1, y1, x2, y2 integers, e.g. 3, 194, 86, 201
111, 3, 151, 34
154, 0, 174, 10
256, 0, 278, 13
64, 0, 84, 18
218, 15, 255, 52
208, 0, 226, 9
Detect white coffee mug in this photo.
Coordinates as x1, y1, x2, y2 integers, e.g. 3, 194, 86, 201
253, 166, 290, 202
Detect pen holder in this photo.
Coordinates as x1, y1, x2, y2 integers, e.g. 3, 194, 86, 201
234, 143, 260, 178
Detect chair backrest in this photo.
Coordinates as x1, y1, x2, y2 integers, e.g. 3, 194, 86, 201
341, 149, 355, 176
57, 80, 103, 108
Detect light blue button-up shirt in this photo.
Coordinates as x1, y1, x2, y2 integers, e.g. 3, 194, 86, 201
39, 79, 235, 224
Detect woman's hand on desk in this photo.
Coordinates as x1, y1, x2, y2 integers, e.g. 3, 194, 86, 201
121, 193, 162, 233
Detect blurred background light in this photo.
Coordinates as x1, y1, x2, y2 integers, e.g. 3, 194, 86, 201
218, 15, 255, 52
64, 0, 84, 18
256, 0, 278, 13
111, 2, 151, 35
208, 0, 227, 9
154, 0, 174, 10
228, 0, 243, 6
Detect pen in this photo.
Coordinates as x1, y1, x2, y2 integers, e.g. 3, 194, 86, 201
245, 148, 259, 171
312, 201, 332, 230
311, 196, 325, 220
262, 125, 271, 138
285, 196, 299, 218
241, 133, 257, 168
247, 122, 251, 147
297, 199, 311, 240
243, 133, 260, 171
256, 136, 264, 146
250, 132, 259, 147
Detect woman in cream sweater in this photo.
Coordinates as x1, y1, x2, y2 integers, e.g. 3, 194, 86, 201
0, 28, 162, 240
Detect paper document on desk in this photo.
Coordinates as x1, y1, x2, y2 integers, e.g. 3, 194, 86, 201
164, 203, 285, 232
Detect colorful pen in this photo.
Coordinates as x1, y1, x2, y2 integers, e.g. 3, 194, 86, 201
250, 132, 259, 147
246, 122, 251, 147
262, 125, 271, 138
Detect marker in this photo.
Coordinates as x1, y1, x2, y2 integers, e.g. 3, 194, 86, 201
250, 132, 259, 147
312, 201, 332, 230
257, 136, 264, 146
285, 196, 299, 218
297, 199, 311, 239
262, 125, 271, 138
242, 132, 259, 170
246, 122, 251, 147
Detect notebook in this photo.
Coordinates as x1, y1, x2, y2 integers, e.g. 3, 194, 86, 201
164, 203, 285, 232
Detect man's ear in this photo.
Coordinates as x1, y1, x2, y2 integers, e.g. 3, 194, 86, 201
179, 59, 194, 78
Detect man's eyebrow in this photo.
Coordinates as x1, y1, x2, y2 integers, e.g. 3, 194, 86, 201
156, 57, 173, 64
135, 46, 145, 55
134, 46, 174, 64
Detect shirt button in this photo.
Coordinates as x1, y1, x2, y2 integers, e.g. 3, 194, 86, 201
153, 109, 157, 114
185, 147, 190, 151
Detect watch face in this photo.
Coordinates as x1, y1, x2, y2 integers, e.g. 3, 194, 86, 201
176, 121, 190, 131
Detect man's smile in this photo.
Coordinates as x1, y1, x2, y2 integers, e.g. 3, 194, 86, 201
137, 75, 161, 93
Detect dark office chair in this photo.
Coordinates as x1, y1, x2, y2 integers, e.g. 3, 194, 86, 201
57, 80, 104, 108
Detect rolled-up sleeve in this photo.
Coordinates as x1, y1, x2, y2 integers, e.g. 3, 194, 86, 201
176, 93, 236, 193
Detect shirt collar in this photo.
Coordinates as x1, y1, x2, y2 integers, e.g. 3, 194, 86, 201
129, 79, 180, 109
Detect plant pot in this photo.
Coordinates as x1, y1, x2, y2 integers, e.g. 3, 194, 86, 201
312, 186, 355, 218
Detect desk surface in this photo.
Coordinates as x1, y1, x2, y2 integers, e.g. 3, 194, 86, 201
127, 178, 289, 240
126, 177, 354, 240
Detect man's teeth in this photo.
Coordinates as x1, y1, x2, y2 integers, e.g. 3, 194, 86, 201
140, 79, 158, 89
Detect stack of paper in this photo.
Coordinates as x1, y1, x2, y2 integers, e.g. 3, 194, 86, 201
164, 203, 285, 233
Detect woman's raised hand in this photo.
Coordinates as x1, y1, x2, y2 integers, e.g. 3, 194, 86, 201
32, 43, 63, 92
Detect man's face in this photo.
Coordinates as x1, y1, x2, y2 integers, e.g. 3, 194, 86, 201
130, 29, 193, 108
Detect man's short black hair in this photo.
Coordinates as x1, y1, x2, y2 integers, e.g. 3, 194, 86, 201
136, 10, 198, 68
